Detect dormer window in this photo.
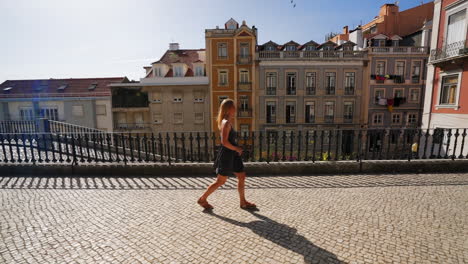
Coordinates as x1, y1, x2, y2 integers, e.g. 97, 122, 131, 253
154, 67, 162, 77
35, 84, 47, 92
305, 45, 316, 51
343, 45, 353, 51
57, 84, 67, 91
195, 66, 204, 76
88, 83, 97, 91
3, 87, 12, 93
174, 66, 184, 77
323, 45, 334, 51
266, 45, 275, 51
392, 40, 399, 47
285, 45, 296, 51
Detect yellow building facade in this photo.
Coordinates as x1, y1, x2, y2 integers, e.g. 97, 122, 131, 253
205, 19, 257, 135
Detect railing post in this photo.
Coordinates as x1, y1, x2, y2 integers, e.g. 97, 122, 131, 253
459, 129, 467, 159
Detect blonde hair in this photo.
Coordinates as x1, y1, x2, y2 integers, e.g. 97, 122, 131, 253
216, 99, 235, 130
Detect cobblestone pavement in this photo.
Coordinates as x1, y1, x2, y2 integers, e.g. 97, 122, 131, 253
1, 173, 467, 264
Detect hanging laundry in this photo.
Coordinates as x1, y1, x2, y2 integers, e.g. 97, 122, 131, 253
385, 74, 390, 79
387, 98, 394, 112
378, 98, 387, 106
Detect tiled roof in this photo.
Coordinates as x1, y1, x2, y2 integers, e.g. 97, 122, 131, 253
0, 77, 127, 98
151, 49, 205, 70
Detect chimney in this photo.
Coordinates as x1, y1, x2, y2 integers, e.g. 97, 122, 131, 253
169, 43, 179, 51
343, 26, 349, 34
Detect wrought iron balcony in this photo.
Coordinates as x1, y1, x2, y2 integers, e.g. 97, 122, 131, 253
344, 115, 353, 123
344, 86, 354, 95
266, 87, 276, 95
266, 116, 276, 124
324, 115, 334, 123
237, 55, 252, 64
430, 40, 468, 63
238, 82, 252, 91
305, 115, 315, 123
326, 86, 335, 95
237, 109, 252, 118
114, 123, 152, 130
306, 87, 316, 95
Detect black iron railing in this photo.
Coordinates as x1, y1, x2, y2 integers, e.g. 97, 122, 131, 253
0, 128, 467, 165
431, 40, 468, 61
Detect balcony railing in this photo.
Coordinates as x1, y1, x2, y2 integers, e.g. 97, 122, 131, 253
286, 116, 296, 123
344, 86, 354, 95
287, 87, 296, 95
238, 82, 252, 91
114, 123, 152, 130
258, 50, 366, 60
237, 55, 252, 64
324, 115, 334, 123
305, 116, 315, 123
369, 46, 428, 54
344, 115, 353, 123
326, 86, 335, 95
237, 109, 252, 118
266, 116, 276, 124
266, 87, 276, 95
431, 40, 468, 62
306, 87, 316, 95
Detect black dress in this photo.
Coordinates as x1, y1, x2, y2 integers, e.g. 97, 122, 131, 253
214, 125, 244, 176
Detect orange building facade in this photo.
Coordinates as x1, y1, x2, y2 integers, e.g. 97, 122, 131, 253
205, 19, 257, 135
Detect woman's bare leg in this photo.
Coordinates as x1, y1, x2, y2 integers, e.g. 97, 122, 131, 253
198, 175, 227, 208
234, 172, 255, 207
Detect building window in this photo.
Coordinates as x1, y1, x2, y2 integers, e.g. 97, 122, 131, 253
96, 105, 106, 116
266, 101, 276, 123
173, 113, 183, 124
266, 45, 275, 51
152, 91, 162, 103
218, 96, 228, 106
239, 95, 249, 111
372, 113, 383, 125
324, 102, 334, 123
392, 40, 399, 47
391, 113, 401, 124
446, 10, 466, 47
153, 113, 163, 124
218, 43, 227, 59
305, 72, 316, 95
325, 72, 336, 95
343, 102, 354, 122
407, 113, 417, 125
72, 105, 84, 117
411, 61, 421, 83
134, 113, 144, 127
195, 66, 204, 76
286, 102, 296, 123
154, 67, 162, 77
376, 61, 386, 75
174, 66, 184, 77
285, 45, 296, 51
409, 89, 420, 103
439, 74, 459, 105
240, 43, 249, 57
344, 72, 355, 95
370, 25, 377, 34
266, 72, 277, 95
173, 93, 183, 103
39, 107, 59, 121
20, 108, 34, 121
305, 101, 315, 123
117, 113, 127, 127
374, 89, 385, 103
393, 88, 404, 98
194, 113, 204, 124
194, 91, 204, 103
219, 70, 228, 86
240, 124, 249, 137
395, 61, 405, 76
239, 69, 249, 83
305, 45, 316, 51
286, 73, 296, 95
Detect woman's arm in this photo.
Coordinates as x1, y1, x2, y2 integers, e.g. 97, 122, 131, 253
220, 120, 242, 153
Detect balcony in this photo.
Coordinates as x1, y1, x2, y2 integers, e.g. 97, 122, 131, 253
306, 87, 316, 95
324, 115, 334, 123
114, 123, 152, 131
286, 116, 296, 123
326, 86, 335, 95
305, 116, 315, 123
286, 87, 296, 95
258, 50, 366, 60
266, 87, 276, 95
238, 109, 252, 118
430, 40, 468, 65
344, 115, 353, 123
266, 116, 276, 124
344, 86, 354, 95
238, 82, 252, 91
369, 46, 429, 54
237, 55, 252, 64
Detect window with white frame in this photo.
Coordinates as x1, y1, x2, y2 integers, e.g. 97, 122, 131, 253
409, 89, 420, 103
286, 73, 296, 95
394, 88, 404, 98
376, 61, 386, 75
134, 113, 144, 127
240, 69, 249, 83
266, 45, 275, 51
240, 124, 249, 137
306, 72, 316, 95
154, 67, 162, 77
439, 74, 459, 105
194, 113, 204, 124
285, 45, 296, 51
173, 92, 183, 103
153, 113, 163, 124
72, 105, 84, 117
240, 43, 249, 57
407, 113, 417, 124
194, 91, 204, 103
391, 113, 401, 124
96, 105, 106, 116
218, 43, 227, 58
373, 113, 383, 125
266, 101, 276, 123
19, 108, 34, 121
219, 70, 228, 86
343, 102, 354, 120
173, 113, 183, 124
195, 66, 204, 76
411, 61, 421, 83
395, 61, 405, 76
305, 45, 316, 51
240, 95, 249, 111
446, 9, 466, 46
324, 101, 334, 117
174, 66, 184, 77
325, 72, 336, 95
266, 72, 277, 95
40, 107, 59, 120
305, 101, 315, 123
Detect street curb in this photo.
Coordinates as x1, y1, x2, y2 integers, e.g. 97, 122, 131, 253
1, 159, 467, 177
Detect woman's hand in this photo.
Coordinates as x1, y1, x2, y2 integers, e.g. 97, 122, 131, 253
235, 147, 243, 156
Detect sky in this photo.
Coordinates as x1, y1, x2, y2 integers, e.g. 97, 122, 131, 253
0, 0, 430, 83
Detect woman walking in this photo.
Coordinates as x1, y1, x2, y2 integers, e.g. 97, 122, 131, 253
197, 99, 256, 210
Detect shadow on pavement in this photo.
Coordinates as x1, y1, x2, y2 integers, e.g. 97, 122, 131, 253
208, 210, 345, 264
